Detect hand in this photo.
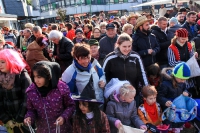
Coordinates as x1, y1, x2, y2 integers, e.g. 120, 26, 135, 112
116, 122, 122, 129
183, 91, 189, 96
6, 120, 15, 129
15, 122, 23, 127
24, 117, 31, 126
140, 125, 147, 131
146, 123, 158, 133
148, 49, 153, 54
195, 52, 198, 58
54, 116, 64, 126
98, 80, 106, 88
165, 101, 172, 107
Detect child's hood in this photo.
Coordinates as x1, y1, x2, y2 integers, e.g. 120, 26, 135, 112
31, 61, 61, 89
161, 67, 173, 80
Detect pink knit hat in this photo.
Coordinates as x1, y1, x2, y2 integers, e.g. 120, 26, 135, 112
176, 28, 188, 38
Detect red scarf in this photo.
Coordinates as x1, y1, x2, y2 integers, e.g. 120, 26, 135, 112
143, 100, 158, 123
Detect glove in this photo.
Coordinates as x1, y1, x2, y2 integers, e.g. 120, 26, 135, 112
6, 120, 15, 129
146, 123, 159, 133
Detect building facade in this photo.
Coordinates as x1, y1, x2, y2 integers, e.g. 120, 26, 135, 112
31, 0, 142, 25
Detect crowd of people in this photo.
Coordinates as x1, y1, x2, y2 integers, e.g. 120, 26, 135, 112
0, 7, 200, 133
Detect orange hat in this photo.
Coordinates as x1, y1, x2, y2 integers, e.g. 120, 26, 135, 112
3, 26, 9, 31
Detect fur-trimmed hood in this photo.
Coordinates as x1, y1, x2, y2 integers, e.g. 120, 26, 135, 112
161, 67, 174, 80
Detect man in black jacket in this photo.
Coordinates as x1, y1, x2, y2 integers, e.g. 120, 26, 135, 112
49, 30, 74, 73
182, 11, 198, 41
151, 17, 171, 68
99, 23, 118, 60
132, 16, 160, 68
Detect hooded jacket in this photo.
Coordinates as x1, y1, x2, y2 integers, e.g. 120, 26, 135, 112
151, 26, 171, 65
106, 94, 144, 133
167, 24, 181, 40
132, 30, 160, 68
61, 58, 106, 103
157, 68, 188, 110
25, 61, 75, 133
99, 35, 118, 60
103, 48, 148, 91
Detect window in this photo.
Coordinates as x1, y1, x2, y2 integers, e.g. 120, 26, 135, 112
52, 2, 56, 10
119, 0, 123, 3
114, 0, 119, 3
65, 0, 70, 6
85, 0, 91, 5
61, 0, 65, 7
71, 0, 75, 5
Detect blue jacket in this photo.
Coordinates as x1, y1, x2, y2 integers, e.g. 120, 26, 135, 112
132, 30, 160, 68
157, 68, 188, 110
181, 21, 198, 41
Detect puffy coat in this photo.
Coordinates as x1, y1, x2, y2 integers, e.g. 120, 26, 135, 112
151, 26, 171, 65
25, 81, 75, 133
132, 30, 160, 68
157, 68, 188, 110
103, 48, 148, 91
106, 94, 144, 133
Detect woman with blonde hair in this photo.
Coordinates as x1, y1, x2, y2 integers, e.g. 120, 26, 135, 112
122, 23, 134, 36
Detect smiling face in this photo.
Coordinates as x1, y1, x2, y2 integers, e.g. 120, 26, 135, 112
118, 41, 132, 55
76, 55, 91, 67
0, 59, 9, 73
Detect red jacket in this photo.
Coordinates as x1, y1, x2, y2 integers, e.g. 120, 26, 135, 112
66, 29, 75, 41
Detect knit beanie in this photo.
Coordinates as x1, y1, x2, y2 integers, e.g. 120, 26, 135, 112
75, 28, 83, 35
88, 39, 99, 46
172, 62, 191, 79
169, 17, 178, 25
175, 28, 188, 38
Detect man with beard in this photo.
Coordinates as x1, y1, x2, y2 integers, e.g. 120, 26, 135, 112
151, 17, 171, 68
132, 16, 160, 68
176, 12, 185, 25
182, 11, 198, 41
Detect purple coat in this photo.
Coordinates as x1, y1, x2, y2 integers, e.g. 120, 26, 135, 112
25, 81, 75, 133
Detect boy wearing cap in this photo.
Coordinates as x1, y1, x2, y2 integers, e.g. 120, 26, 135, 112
168, 17, 181, 40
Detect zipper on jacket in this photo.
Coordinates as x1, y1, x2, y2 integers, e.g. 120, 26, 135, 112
148, 36, 154, 64
43, 99, 51, 133
124, 59, 126, 79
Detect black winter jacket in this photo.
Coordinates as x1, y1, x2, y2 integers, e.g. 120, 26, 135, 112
151, 26, 171, 65
191, 34, 200, 54
99, 35, 118, 60
181, 21, 198, 41
157, 68, 188, 110
53, 37, 74, 73
0, 69, 32, 123
103, 48, 148, 91
132, 30, 160, 68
